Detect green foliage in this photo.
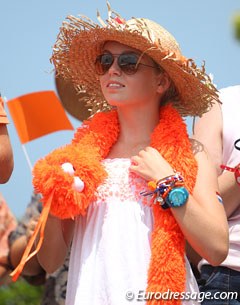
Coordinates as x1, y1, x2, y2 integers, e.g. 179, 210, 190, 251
0, 279, 43, 305
233, 12, 240, 42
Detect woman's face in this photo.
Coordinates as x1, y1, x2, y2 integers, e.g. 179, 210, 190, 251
98, 41, 165, 109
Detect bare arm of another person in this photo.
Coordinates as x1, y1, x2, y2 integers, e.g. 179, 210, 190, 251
10, 218, 44, 276
178, 142, 228, 265
217, 171, 240, 217
0, 124, 13, 183
0, 256, 12, 285
194, 101, 240, 218
193, 101, 223, 175
0, 96, 13, 183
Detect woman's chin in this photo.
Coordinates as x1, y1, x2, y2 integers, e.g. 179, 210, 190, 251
107, 100, 127, 107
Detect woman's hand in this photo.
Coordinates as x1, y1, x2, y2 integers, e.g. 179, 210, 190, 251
129, 146, 175, 181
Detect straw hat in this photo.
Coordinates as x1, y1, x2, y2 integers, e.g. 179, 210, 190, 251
55, 74, 91, 121
52, 3, 219, 119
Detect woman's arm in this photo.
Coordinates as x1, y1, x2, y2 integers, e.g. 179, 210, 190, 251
36, 215, 74, 274
130, 145, 229, 266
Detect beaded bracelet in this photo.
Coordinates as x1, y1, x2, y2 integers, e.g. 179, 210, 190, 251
220, 163, 240, 186
140, 173, 185, 206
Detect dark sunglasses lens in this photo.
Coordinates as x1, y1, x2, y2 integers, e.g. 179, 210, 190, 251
95, 53, 139, 75
95, 54, 114, 75
118, 54, 138, 74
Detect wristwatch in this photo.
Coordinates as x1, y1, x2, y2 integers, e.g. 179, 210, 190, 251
162, 187, 189, 209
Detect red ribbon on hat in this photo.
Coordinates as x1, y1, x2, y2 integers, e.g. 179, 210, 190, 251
221, 164, 240, 186
114, 16, 125, 24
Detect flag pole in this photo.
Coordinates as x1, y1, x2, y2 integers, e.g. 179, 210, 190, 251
4, 95, 33, 172
21, 144, 33, 172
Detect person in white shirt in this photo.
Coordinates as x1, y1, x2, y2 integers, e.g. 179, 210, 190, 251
194, 85, 240, 304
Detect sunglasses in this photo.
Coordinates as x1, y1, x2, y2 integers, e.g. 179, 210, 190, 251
94, 53, 158, 75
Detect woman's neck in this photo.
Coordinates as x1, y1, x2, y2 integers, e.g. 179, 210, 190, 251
107, 105, 160, 158
117, 105, 160, 144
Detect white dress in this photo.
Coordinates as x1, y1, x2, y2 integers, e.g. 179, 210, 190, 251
66, 158, 200, 305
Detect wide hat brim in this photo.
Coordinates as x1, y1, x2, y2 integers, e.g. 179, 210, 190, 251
55, 74, 91, 121
51, 13, 219, 118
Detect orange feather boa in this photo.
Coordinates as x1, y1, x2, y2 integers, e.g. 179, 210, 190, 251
12, 104, 198, 304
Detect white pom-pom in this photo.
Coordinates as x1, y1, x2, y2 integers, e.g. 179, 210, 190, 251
61, 162, 75, 176
73, 176, 85, 192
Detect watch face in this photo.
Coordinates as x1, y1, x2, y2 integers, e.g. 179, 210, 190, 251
170, 192, 185, 206
168, 187, 189, 207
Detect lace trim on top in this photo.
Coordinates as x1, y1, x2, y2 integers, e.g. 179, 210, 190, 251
96, 158, 153, 206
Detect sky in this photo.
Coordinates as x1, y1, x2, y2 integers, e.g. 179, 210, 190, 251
0, 0, 240, 218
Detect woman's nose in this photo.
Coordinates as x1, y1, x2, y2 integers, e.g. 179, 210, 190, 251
108, 57, 121, 75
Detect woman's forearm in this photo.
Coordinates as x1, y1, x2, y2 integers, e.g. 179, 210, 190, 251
37, 215, 74, 274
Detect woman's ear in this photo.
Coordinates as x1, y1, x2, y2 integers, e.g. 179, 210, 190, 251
156, 73, 171, 95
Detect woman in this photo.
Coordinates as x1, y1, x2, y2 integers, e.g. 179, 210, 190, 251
12, 5, 228, 305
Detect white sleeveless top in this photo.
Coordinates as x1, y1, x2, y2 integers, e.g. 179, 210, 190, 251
66, 158, 200, 305
199, 85, 240, 272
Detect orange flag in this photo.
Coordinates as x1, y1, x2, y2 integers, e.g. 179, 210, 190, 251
7, 91, 74, 144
